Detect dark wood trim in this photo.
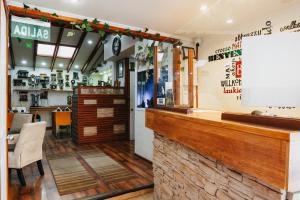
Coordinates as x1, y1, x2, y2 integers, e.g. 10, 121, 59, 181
38, 40, 76, 48
173, 48, 181, 105
81, 38, 102, 73
8, 14, 15, 69
153, 46, 158, 107
182, 46, 196, 60
124, 58, 130, 140
50, 27, 64, 72
89, 47, 104, 72
188, 48, 194, 108
67, 31, 86, 72
33, 40, 37, 70
222, 112, 300, 130
8, 5, 179, 44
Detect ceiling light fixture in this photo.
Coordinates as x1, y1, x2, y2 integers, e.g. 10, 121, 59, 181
37, 44, 55, 57
21, 60, 27, 65
70, 0, 79, 3
226, 19, 234, 24
74, 65, 79, 69
200, 5, 208, 12
57, 46, 76, 59
59, 63, 64, 68
41, 62, 46, 66
87, 40, 93, 45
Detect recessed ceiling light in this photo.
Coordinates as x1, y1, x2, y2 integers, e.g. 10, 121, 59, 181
41, 62, 46, 66
57, 46, 76, 59
226, 19, 234, 24
87, 40, 93, 45
59, 63, 64, 68
74, 65, 79, 69
70, 0, 79, 3
200, 5, 208, 12
21, 60, 27, 65
37, 44, 55, 57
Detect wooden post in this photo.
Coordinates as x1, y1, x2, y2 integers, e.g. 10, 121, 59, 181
153, 46, 158, 107
173, 48, 181, 105
188, 49, 194, 108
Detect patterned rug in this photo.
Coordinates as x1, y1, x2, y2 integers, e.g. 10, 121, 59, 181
78, 150, 137, 184
47, 148, 150, 197
47, 152, 99, 195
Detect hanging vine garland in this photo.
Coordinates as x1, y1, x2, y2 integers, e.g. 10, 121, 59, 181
14, 3, 180, 49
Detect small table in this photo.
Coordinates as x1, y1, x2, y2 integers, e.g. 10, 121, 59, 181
52, 111, 72, 137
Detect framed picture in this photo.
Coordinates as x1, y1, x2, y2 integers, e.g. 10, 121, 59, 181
117, 62, 124, 78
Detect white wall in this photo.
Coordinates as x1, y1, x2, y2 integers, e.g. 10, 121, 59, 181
10, 66, 83, 127
10, 66, 83, 109
104, 35, 135, 61
0, 0, 7, 199
198, 4, 300, 118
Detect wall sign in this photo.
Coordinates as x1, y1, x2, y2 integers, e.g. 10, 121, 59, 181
112, 36, 121, 56
11, 15, 51, 42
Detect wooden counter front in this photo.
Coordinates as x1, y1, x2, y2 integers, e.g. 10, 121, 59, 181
145, 109, 300, 192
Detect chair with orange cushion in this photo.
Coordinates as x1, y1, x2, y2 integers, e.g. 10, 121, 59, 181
53, 111, 72, 137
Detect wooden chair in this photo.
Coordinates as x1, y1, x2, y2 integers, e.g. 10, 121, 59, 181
8, 122, 47, 186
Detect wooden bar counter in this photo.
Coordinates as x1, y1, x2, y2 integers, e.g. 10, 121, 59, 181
146, 109, 300, 200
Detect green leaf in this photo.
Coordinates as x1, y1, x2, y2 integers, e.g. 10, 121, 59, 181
81, 23, 87, 29
104, 23, 110, 30
92, 18, 100, 25
33, 7, 40, 12
138, 46, 143, 51
155, 33, 160, 38
75, 24, 82, 30
57, 20, 65, 26
40, 16, 48, 22
82, 19, 89, 25
52, 13, 59, 17
138, 37, 143, 42
23, 3, 30, 9
144, 27, 149, 33
17, 37, 22, 43
25, 42, 33, 49
98, 30, 106, 39
86, 25, 93, 32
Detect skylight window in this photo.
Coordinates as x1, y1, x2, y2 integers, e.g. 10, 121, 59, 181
57, 46, 76, 59
37, 44, 55, 57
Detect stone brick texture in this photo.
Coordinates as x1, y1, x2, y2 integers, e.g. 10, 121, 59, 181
153, 134, 289, 200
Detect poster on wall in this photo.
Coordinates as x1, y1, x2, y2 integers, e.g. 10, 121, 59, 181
137, 69, 154, 108
165, 82, 174, 106
156, 65, 168, 105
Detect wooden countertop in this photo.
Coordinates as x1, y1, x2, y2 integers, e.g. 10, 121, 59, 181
146, 108, 300, 192
30, 105, 69, 112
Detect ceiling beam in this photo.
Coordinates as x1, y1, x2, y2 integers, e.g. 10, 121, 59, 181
8, 5, 179, 44
33, 40, 37, 71
67, 31, 87, 72
89, 47, 104, 73
81, 38, 102, 73
50, 27, 64, 72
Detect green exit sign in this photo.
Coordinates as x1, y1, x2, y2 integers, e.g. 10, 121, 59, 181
11, 15, 51, 42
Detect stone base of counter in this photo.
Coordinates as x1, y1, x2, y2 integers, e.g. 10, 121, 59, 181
153, 134, 287, 200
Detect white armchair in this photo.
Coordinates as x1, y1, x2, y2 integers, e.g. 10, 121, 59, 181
8, 121, 47, 186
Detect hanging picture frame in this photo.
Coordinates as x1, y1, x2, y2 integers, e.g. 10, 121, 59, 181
117, 62, 124, 78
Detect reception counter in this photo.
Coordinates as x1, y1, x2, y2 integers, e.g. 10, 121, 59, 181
145, 109, 300, 200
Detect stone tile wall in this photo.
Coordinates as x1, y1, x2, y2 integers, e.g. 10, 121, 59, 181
153, 134, 288, 200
